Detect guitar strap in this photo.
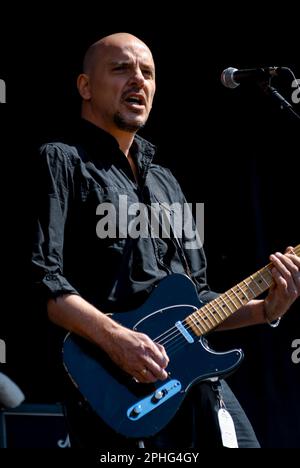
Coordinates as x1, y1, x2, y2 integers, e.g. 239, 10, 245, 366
141, 182, 199, 283
170, 227, 193, 279
154, 200, 194, 281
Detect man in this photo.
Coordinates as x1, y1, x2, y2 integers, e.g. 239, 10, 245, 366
32, 33, 300, 448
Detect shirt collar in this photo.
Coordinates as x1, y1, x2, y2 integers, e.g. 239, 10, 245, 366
77, 118, 156, 178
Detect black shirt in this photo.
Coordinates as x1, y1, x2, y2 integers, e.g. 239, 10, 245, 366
32, 119, 217, 313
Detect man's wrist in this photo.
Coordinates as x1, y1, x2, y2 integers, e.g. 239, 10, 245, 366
263, 302, 281, 328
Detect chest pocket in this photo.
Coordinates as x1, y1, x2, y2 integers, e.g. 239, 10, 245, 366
93, 185, 141, 244
142, 182, 184, 266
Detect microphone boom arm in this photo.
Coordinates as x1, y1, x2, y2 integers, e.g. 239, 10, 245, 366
259, 82, 300, 121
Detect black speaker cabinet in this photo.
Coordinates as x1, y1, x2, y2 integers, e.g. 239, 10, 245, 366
0, 403, 70, 448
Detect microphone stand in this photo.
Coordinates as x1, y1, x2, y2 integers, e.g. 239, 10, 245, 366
259, 81, 300, 121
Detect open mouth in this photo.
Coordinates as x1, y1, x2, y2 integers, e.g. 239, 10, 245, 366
124, 94, 146, 109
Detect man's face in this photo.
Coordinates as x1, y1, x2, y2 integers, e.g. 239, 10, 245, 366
86, 41, 156, 133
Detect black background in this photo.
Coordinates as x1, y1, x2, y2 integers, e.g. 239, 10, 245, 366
0, 14, 299, 448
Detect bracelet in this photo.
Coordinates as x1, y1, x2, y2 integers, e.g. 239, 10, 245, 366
267, 317, 281, 328
263, 304, 281, 328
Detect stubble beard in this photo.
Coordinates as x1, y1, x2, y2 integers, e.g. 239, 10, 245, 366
114, 112, 146, 133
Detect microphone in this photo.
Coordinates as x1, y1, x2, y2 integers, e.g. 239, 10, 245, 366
0, 372, 25, 408
221, 66, 283, 89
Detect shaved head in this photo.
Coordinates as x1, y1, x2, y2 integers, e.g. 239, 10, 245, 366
78, 32, 156, 143
83, 33, 154, 74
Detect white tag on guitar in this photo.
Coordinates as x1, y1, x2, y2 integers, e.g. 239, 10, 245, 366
218, 408, 239, 448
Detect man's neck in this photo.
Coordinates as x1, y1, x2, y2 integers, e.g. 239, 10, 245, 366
114, 131, 135, 156
81, 115, 135, 157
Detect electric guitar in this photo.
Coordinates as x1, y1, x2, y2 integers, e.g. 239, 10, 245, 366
63, 245, 299, 438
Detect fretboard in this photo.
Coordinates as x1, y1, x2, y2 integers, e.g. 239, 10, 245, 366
185, 244, 300, 336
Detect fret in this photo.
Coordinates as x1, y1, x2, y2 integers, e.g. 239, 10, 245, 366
235, 285, 249, 302
211, 298, 229, 320
222, 296, 233, 313
231, 287, 245, 306
208, 301, 224, 321
208, 307, 221, 326
224, 291, 237, 311
246, 274, 264, 297
186, 313, 203, 336
194, 310, 210, 333
192, 310, 208, 333
215, 296, 231, 317
194, 312, 208, 333
196, 304, 220, 332
242, 280, 255, 299
185, 244, 299, 337
189, 313, 199, 329
258, 269, 271, 288
265, 268, 273, 281
225, 290, 241, 310
250, 274, 264, 293
197, 302, 223, 332
202, 307, 217, 327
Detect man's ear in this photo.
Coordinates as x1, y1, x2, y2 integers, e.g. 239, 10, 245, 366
77, 74, 91, 100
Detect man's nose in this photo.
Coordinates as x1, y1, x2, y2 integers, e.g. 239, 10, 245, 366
129, 67, 146, 87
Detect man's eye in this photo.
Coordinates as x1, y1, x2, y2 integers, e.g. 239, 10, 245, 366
142, 70, 154, 78
113, 65, 126, 71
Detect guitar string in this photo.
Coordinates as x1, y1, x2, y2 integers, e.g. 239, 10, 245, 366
154, 287, 271, 355
152, 248, 300, 349
158, 326, 207, 357
151, 246, 300, 350
163, 336, 188, 357
138, 249, 300, 365
165, 336, 197, 356
153, 292, 246, 346
153, 272, 269, 346
157, 279, 299, 355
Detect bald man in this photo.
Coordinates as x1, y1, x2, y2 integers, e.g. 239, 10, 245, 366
32, 33, 300, 448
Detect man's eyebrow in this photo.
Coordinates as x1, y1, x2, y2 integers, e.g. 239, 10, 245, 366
109, 60, 154, 71
109, 60, 131, 66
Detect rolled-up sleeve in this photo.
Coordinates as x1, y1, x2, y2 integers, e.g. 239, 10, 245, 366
31, 143, 79, 301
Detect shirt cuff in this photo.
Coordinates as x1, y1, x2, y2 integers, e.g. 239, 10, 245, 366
40, 272, 79, 299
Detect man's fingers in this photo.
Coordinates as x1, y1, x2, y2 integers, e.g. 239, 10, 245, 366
145, 338, 169, 369
271, 251, 300, 293
271, 267, 288, 292
156, 343, 169, 367
270, 253, 298, 282
135, 359, 168, 383
143, 341, 169, 382
136, 367, 158, 384
143, 342, 169, 380
143, 357, 168, 381
122, 332, 170, 383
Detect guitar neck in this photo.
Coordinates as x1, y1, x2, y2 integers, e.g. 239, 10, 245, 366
186, 244, 300, 336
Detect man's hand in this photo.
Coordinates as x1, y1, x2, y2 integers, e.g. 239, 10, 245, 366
102, 323, 170, 383
264, 246, 300, 322
47, 294, 169, 383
